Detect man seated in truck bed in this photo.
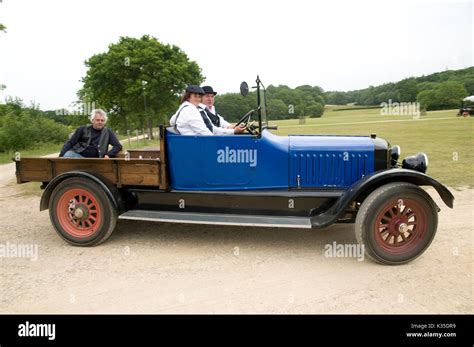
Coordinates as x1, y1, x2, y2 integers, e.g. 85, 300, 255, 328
59, 109, 122, 159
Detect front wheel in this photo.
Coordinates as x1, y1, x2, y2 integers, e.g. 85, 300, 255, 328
355, 182, 438, 265
49, 177, 117, 246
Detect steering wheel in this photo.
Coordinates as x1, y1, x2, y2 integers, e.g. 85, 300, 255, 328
235, 109, 258, 135
235, 109, 255, 127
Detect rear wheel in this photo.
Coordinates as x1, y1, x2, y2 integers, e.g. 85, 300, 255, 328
49, 177, 117, 246
355, 182, 438, 265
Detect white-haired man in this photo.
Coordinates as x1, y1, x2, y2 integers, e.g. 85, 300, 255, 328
59, 109, 122, 158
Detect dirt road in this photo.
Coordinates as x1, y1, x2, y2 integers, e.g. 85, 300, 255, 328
0, 162, 472, 313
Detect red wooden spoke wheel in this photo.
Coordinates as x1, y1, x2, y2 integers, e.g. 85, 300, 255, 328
355, 182, 438, 265
56, 188, 103, 238
374, 198, 427, 255
49, 177, 117, 246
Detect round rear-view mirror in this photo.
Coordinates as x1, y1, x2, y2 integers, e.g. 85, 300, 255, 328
240, 81, 249, 97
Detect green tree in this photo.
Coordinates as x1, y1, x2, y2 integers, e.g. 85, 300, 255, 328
397, 78, 418, 102
461, 79, 474, 95
0, 101, 70, 152
433, 81, 468, 109
324, 91, 348, 105
79, 35, 204, 138
214, 92, 256, 122
265, 84, 325, 119
322, 66, 474, 107
267, 99, 288, 120
305, 103, 324, 118
416, 89, 436, 110
416, 81, 467, 110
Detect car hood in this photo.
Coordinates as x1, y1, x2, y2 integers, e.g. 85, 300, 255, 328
288, 135, 375, 188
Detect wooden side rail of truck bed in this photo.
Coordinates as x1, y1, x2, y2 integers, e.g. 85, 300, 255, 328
14, 126, 169, 188
14, 157, 165, 188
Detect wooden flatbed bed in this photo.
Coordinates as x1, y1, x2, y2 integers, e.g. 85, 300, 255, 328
15, 157, 163, 187
14, 130, 168, 188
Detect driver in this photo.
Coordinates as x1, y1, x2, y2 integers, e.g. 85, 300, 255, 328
200, 86, 245, 134
170, 85, 245, 135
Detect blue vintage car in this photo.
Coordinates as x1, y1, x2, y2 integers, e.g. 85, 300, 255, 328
15, 77, 454, 264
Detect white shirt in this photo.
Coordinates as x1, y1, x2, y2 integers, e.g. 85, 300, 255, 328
169, 101, 213, 135
169, 101, 234, 136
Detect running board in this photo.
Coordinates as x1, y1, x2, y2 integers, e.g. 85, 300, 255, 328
118, 210, 312, 229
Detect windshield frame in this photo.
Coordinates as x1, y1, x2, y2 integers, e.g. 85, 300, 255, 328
256, 76, 269, 135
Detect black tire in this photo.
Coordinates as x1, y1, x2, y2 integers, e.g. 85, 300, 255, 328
49, 177, 117, 246
355, 182, 438, 265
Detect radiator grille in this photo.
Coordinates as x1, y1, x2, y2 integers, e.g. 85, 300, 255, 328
290, 152, 371, 188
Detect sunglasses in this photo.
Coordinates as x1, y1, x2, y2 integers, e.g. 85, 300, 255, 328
191, 93, 203, 98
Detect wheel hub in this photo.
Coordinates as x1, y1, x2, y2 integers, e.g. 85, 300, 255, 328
398, 222, 409, 234
72, 205, 89, 221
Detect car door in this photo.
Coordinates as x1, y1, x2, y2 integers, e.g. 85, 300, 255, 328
166, 129, 289, 190
203, 134, 257, 188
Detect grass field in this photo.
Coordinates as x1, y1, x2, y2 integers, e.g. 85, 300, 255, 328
272, 108, 473, 188
3, 108, 472, 188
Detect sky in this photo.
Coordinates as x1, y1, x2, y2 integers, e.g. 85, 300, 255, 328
0, 0, 472, 111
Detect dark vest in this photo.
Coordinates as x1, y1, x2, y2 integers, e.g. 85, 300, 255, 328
198, 109, 214, 132
204, 108, 220, 127
72, 125, 110, 158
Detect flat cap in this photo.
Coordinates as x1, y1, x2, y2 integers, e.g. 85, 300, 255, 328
185, 85, 205, 94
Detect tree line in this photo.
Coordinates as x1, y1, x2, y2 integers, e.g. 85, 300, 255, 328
215, 84, 325, 122
0, 99, 71, 152
324, 67, 473, 110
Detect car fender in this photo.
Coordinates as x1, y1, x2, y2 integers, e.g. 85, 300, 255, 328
310, 168, 454, 228
40, 171, 123, 212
